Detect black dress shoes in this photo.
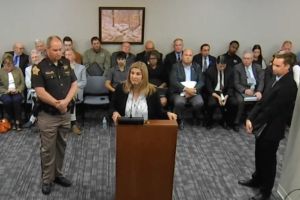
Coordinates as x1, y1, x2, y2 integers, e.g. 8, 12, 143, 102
54, 176, 72, 187
233, 125, 240, 132
249, 192, 270, 200
238, 178, 260, 188
222, 122, 231, 130
42, 183, 52, 195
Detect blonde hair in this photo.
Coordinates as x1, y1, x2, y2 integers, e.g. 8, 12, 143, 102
123, 61, 156, 96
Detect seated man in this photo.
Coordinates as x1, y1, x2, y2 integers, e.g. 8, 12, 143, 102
205, 55, 238, 130
105, 51, 129, 95
83, 36, 111, 76
136, 40, 163, 64
170, 49, 204, 130
222, 40, 242, 70
111, 42, 135, 68
233, 51, 264, 130
164, 38, 184, 77
2, 42, 29, 76
193, 43, 217, 72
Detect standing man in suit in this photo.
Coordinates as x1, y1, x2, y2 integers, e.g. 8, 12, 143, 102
205, 55, 237, 130
164, 38, 184, 77
3, 42, 29, 76
136, 40, 163, 64
111, 42, 136, 68
193, 43, 217, 72
222, 40, 242, 69
170, 49, 204, 129
233, 51, 264, 131
239, 52, 297, 200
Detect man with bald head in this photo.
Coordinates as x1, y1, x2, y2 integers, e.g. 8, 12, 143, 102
136, 40, 163, 64
111, 42, 136, 68
170, 48, 204, 129
233, 51, 264, 131
32, 35, 77, 195
3, 42, 29, 75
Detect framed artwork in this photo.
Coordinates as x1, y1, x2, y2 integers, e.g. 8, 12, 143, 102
99, 7, 145, 44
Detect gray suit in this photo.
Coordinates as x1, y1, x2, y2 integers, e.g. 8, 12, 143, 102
233, 63, 264, 124
169, 62, 204, 119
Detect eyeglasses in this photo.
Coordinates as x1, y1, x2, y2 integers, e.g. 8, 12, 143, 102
3, 61, 13, 66
149, 57, 157, 60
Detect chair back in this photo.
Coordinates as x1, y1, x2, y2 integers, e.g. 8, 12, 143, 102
84, 76, 108, 95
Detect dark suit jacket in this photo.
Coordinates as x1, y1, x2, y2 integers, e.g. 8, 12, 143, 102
169, 62, 204, 94
192, 54, 217, 72
248, 71, 297, 141
234, 63, 265, 94
205, 66, 234, 97
164, 51, 182, 74
136, 51, 163, 64
3, 51, 29, 75
110, 83, 168, 119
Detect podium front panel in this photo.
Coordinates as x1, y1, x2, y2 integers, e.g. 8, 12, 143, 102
116, 120, 178, 200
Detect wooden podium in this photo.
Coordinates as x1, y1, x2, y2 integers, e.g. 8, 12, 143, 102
115, 120, 178, 200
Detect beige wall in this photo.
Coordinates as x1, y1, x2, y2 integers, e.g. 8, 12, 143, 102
0, 0, 300, 62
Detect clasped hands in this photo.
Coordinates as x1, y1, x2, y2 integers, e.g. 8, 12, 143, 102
183, 87, 197, 98
212, 92, 228, 106
55, 99, 69, 114
7, 88, 18, 94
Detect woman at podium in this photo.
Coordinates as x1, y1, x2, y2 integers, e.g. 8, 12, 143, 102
111, 61, 177, 123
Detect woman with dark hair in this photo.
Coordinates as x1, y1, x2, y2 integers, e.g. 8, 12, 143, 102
146, 50, 168, 107
252, 44, 267, 69
110, 61, 176, 124
0, 54, 25, 130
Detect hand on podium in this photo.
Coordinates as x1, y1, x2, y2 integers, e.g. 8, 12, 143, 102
167, 112, 177, 120
112, 111, 121, 124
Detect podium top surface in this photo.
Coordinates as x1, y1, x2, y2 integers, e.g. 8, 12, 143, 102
117, 120, 177, 127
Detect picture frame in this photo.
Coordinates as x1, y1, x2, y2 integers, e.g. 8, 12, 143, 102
99, 7, 145, 44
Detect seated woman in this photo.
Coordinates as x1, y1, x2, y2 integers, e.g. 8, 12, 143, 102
110, 61, 176, 124
252, 44, 267, 69
146, 50, 168, 107
0, 54, 25, 130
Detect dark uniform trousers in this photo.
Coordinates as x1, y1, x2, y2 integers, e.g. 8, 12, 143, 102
38, 110, 71, 184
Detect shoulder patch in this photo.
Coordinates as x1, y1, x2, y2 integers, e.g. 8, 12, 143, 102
32, 65, 40, 76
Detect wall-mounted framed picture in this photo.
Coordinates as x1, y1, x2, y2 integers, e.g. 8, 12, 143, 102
99, 7, 145, 44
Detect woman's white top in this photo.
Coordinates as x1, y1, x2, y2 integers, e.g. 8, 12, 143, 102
125, 92, 148, 120
8, 72, 16, 90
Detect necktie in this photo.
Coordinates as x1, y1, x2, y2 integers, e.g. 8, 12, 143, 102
13, 55, 19, 66
203, 57, 208, 71
220, 71, 224, 91
271, 78, 278, 87
176, 53, 181, 61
